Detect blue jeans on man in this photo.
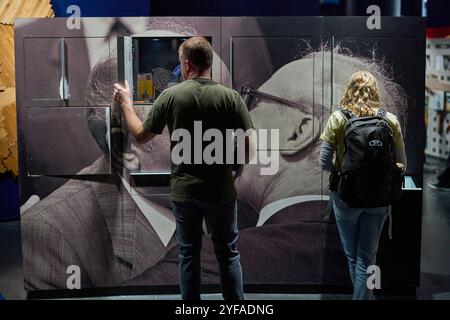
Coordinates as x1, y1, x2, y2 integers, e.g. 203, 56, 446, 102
331, 192, 388, 300
172, 199, 244, 300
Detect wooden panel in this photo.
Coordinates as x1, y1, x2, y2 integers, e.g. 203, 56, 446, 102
0, 87, 18, 176
0, 0, 54, 25
0, 24, 14, 87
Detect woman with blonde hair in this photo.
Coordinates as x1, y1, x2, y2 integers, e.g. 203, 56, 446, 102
319, 70, 407, 300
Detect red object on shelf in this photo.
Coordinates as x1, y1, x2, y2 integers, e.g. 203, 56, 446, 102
426, 26, 450, 38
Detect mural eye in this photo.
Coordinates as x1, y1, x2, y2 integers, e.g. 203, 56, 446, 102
287, 131, 297, 141
298, 117, 311, 134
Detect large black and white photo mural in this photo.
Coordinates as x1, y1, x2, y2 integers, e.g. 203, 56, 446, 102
15, 17, 424, 292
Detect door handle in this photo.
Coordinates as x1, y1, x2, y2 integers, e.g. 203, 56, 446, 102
59, 37, 70, 102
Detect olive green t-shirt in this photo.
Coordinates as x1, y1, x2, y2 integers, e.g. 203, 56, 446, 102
320, 109, 405, 170
143, 78, 254, 203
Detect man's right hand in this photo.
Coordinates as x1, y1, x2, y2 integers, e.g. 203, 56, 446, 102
113, 80, 133, 109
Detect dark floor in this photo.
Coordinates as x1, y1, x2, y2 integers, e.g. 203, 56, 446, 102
1, 156, 449, 300
0, 220, 26, 300
416, 156, 450, 300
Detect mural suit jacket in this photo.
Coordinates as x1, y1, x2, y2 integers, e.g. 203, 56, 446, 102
21, 156, 348, 290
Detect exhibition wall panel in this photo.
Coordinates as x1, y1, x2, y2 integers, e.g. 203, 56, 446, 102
15, 17, 425, 295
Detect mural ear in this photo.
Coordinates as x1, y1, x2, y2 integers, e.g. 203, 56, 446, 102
109, 127, 140, 171
280, 115, 320, 155
111, 149, 140, 171
122, 152, 140, 171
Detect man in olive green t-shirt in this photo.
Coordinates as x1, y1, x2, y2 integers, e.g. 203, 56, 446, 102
113, 37, 255, 300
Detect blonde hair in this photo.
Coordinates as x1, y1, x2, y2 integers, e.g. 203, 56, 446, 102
340, 71, 381, 117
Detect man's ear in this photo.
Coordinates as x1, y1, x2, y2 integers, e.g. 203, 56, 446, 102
280, 115, 320, 155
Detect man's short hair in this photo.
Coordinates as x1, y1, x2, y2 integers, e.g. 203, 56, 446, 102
179, 37, 213, 71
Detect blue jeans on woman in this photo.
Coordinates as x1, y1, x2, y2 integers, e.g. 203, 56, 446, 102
172, 199, 244, 300
331, 192, 388, 300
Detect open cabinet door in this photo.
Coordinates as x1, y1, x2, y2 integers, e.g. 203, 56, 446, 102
117, 35, 171, 190
117, 35, 134, 97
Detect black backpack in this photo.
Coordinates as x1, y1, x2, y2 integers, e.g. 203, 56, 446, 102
337, 108, 403, 208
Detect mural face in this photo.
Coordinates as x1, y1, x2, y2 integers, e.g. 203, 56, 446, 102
15, 17, 424, 291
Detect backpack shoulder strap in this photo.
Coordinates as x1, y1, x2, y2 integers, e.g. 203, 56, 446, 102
338, 108, 354, 122
377, 107, 387, 118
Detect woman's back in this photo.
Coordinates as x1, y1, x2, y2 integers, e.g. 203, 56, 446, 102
320, 108, 406, 171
